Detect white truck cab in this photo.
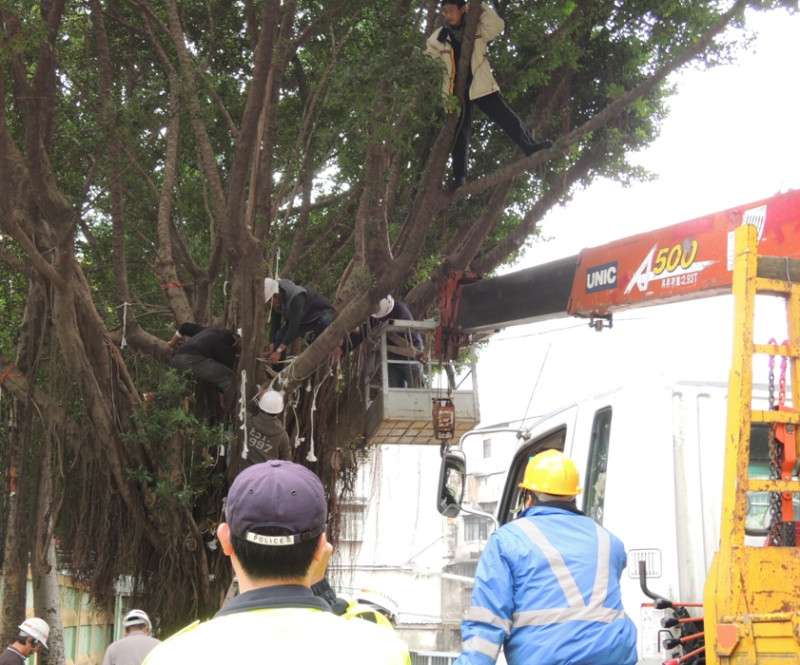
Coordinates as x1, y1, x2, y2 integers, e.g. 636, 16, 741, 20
440, 377, 786, 664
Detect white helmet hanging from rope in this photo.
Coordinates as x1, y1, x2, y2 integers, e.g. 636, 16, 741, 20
18, 618, 50, 649
373, 295, 395, 319
258, 389, 284, 414
264, 278, 280, 303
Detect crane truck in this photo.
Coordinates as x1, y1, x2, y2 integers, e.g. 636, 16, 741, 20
432, 189, 800, 665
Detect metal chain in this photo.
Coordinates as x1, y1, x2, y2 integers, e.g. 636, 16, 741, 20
779, 352, 787, 407
767, 340, 783, 545
768, 339, 777, 410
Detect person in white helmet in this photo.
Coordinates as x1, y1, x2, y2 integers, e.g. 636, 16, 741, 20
102, 609, 160, 665
345, 295, 425, 388
263, 278, 338, 367
0, 618, 49, 664
240, 388, 292, 470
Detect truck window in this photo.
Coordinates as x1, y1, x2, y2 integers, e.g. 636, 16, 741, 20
497, 428, 566, 526
583, 407, 612, 525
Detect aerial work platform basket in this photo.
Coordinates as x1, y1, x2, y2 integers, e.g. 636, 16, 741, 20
364, 320, 480, 445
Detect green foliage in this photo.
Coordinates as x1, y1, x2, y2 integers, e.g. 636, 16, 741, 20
0, 0, 784, 628
125, 371, 225, 510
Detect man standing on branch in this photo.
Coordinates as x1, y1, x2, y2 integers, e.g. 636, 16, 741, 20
456, 449, 637, 665
426, 0, 552, 190
143, 460, 410, 665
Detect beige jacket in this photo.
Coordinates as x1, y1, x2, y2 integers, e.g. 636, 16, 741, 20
425, 5, 504, 102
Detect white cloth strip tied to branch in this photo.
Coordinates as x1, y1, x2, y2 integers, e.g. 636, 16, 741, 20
305, 378, 318, 462
239, 369, 249, 459
284, 383, 303, 450
118, 302, 130, 349
305, 370, 330, 463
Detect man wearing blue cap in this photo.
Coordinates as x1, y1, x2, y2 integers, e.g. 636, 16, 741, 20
144, 461, 410, 665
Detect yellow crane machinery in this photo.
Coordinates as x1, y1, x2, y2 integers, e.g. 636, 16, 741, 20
703, 224, 800, 664
433, 191, 800, 664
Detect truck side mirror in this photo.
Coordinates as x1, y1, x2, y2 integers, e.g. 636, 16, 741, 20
437, 449, 467, 518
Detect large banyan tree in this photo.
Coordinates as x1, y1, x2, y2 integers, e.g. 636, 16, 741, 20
0, 0, 792, 653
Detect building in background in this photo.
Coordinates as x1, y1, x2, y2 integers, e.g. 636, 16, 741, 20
332, 430, 516, 659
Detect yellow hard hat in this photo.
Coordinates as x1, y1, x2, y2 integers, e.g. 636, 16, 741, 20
344, 601, 396, 630
519, 449, 583, 496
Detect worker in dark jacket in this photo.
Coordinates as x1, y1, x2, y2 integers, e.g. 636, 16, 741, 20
371, 296, 425, 388
168, 323, 240, 411
244, 388, 292, 466
456, 450, 637, 665
345, 296, 425, 388
264, 278, 337, 366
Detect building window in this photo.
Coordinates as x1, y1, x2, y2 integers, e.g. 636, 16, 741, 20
464, 515, 489, 542
483, 438, 492, 458
340, 501, 366, 542
479, 502, 496, 516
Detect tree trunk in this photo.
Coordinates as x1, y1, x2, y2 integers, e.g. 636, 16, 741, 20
32, 444, 63, 665
0, 398, 28, 646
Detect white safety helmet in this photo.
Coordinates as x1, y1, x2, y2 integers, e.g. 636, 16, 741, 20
18, 618, 49, 649
258, 389, 284, 414
373, 295, 395, 319
122, 609, 152, 631
264, 278, 280, 303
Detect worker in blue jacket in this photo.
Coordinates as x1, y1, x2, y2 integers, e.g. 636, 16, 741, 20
456, 449, 637, 665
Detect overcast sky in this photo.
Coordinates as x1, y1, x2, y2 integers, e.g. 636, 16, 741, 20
476, 7, 800, 428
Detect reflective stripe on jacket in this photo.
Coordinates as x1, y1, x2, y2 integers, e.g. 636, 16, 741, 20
456, 504, 638, 665
425, 6, 503, 102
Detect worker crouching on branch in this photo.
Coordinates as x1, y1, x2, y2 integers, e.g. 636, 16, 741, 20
143, 461, 410, 665
264, 278, 337, 367
168, 323, 241, 413
455, 450, 637, 665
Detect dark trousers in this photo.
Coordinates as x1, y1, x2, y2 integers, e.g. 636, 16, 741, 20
452, 91, 536, 181
170, 353, 236, 407
387, 358, 426, 389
